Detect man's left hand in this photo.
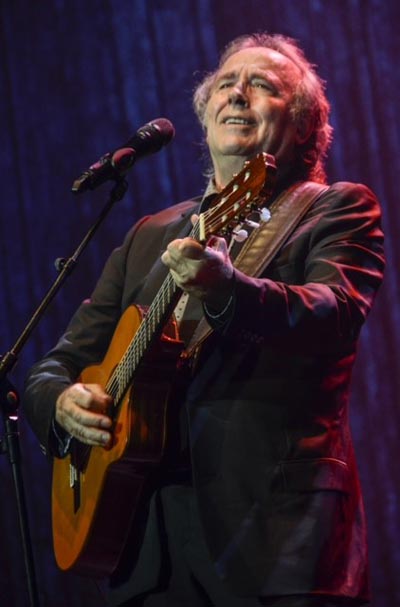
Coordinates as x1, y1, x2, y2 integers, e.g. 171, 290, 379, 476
161, 235, 234, 309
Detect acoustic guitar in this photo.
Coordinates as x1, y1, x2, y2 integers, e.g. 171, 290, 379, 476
52, 152, 276, 577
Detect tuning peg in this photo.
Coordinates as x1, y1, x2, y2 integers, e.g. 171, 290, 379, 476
232, 228, 248, 242
244, 218, 260, 229
260, 208, 271, 222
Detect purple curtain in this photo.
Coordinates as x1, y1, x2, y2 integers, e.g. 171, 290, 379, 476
0, 1, 398, 605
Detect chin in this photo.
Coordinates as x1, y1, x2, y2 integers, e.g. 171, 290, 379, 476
221, 141, 261, 157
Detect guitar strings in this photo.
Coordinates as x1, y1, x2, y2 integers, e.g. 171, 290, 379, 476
74, 160, 270, 467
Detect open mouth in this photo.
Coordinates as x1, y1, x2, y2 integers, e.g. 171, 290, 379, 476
222, 117, 255, 126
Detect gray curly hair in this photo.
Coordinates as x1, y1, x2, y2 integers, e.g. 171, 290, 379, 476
193, 33, 333, 183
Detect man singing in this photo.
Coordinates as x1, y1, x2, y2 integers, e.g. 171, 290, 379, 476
24, 33, 385, 607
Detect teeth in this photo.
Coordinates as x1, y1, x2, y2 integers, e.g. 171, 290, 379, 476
224, 118, 251, 125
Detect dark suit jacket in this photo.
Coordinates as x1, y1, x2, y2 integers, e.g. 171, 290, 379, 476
23, 180, 385, 601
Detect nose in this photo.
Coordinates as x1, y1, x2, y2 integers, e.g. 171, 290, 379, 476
228, 83, 249, 107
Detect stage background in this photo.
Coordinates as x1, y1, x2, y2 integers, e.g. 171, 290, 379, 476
0, 1, 399, 605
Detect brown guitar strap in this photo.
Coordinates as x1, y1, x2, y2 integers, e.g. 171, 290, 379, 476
182, 180, 329, 360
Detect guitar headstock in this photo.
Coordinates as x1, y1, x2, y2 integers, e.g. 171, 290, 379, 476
197, 152, 276, 243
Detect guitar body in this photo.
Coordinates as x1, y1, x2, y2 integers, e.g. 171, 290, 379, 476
52, 304, 184, 576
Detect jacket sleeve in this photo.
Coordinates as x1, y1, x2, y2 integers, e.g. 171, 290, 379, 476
225, 182, 385, 352
22, 216, 149, 453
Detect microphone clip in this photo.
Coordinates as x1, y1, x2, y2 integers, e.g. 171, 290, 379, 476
72, 152, 114, 194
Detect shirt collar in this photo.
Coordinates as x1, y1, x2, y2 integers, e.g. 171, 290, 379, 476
199, 178, 220, 213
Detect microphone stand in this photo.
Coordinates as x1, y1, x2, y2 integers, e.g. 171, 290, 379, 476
0, 176, 129, 607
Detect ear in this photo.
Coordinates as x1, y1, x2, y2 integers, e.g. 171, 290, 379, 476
295, 115, 314, 145
202, 110, 209, 135
203, 118, 209, 145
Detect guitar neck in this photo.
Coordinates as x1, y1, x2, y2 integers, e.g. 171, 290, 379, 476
104, 152, 276, 408
106, 220, 201, 405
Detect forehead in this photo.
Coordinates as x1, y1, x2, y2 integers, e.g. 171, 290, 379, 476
216, 46, 302, 87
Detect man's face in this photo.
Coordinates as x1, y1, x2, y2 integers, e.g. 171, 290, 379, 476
204, 46, 305, 173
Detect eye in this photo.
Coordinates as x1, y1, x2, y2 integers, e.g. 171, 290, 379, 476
252, 79, 272, 91
218, 80, 234, 90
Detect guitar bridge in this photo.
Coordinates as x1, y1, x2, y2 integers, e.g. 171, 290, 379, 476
70, 462, 81, 513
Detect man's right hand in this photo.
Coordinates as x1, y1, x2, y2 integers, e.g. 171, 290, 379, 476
55, 383, 113, 447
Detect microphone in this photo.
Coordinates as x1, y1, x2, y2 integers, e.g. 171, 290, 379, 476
72, 118, 175, 194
